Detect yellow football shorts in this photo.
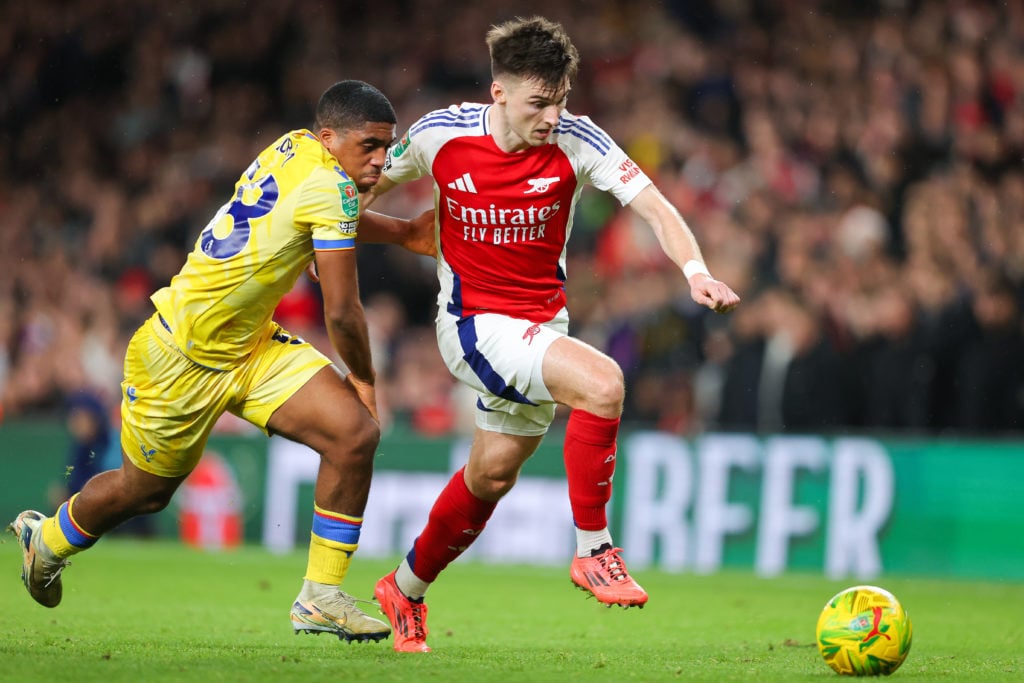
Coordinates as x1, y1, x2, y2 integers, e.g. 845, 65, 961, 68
120, 313, 331, 477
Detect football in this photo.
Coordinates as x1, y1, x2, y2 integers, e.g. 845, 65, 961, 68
815, 585, 913, 676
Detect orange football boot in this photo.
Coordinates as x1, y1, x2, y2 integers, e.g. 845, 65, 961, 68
374, 571, 431, 653
570, 546, 648, 608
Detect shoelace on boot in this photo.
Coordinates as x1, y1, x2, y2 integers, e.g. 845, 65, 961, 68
318, 589, 366, 615
595, 547, 629, 582
408, 601, 427, 639
40, 565, 67, 589
41, 559, 69, 588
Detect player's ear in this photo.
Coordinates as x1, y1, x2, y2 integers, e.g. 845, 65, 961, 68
491, 80, 506, 104
318, 128, 335, 146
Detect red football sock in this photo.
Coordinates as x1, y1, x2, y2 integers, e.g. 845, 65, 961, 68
406, 466, 496, 583
564, 409, 620, 531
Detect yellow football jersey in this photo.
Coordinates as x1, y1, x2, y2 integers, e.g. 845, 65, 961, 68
151, 130, 360, 370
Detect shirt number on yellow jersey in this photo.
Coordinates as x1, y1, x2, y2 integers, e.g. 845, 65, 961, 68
200, 162, 280, 259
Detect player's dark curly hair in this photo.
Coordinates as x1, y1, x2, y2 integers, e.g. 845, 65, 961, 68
487, 16, 579, 92
315, 80, 396, 131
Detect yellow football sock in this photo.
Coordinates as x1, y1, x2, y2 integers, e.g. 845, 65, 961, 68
305, 505, 361, 585
41, 494, 98, 558
305, 534, 358, 585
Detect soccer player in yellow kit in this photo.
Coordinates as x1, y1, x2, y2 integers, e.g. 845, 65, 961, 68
10, 80, 398, 643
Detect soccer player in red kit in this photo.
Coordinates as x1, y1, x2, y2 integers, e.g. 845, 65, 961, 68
365, 16, 740, 652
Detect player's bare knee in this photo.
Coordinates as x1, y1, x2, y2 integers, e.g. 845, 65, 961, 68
329, 415, 380, 467
355, 415, 381, 454
584, 364, 625, 416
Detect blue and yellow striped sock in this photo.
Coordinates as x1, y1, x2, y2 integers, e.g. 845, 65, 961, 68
304, 504, 361, 585
40, 493, 99, 559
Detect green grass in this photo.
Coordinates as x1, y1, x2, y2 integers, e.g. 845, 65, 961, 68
0, 538, 1020, 682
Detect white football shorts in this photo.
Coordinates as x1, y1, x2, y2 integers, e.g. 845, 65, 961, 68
436, 309, 569, 436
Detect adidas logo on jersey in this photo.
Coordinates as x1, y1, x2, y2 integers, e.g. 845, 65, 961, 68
447, 173, 477, 193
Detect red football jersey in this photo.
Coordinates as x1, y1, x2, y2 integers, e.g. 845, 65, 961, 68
384, 103, 651, 322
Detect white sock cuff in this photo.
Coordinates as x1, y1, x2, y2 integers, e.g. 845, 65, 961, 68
575, 528, 613, 558
395, 559, 431, 600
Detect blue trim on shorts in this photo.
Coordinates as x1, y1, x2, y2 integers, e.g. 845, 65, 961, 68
446, 272, 464, 317
455, 316, 536, 406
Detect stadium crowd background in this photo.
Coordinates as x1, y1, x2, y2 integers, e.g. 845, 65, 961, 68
1, 0, 1022, 439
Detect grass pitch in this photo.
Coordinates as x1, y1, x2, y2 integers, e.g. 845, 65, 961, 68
0, 538, 1020, 682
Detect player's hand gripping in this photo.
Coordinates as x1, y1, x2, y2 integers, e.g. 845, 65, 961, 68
346, 374, 379, 424
402, 208, 437, 258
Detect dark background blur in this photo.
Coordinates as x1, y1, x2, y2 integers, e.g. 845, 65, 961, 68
1, 0, 1022, 438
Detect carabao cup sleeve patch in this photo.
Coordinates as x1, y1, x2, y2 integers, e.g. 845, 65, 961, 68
338, 179, 359, 219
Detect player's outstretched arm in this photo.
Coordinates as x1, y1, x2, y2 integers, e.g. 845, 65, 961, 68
307, 208, 436, 285
628, 185, 741, 314
357, 209, 437, 258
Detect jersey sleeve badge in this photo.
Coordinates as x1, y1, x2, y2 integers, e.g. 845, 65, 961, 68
391, 132, 411, 158
337, 179, 359, 219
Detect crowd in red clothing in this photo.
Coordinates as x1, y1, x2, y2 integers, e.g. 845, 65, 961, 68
1, 0, 1022, 435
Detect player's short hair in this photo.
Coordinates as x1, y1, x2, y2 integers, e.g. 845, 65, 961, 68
486, 16, 579, 92
315, 80, 396, 131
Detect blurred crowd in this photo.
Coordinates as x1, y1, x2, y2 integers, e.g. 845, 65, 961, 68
1, 0, 1022, 438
